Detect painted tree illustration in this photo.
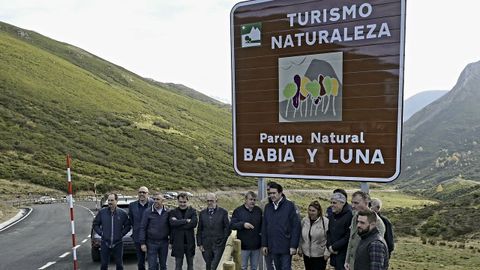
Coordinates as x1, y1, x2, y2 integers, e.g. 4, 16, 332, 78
300, 76, 311, 117
283, 82, 297, 117
331, 78, 340, 116
322, 76, 333, 114
306, 80, 320, 116
292, 75, 302, 118
318, 74, 327, 113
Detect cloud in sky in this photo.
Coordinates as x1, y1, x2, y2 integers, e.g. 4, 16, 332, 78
1, 0, 480, 102
0, 0, 238, 103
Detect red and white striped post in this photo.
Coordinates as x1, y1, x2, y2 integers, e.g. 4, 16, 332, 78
66, 154, 78, 270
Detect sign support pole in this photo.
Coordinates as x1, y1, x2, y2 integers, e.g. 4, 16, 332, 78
66, 155, 78, 270
257, 177, 266, 270
360, 182, 369, 194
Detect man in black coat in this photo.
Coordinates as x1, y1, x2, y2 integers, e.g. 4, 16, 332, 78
230, 191, 263, 270
129, 186, 153, 270
197, 193, 231, 270
169, 192, 198, 270
327, 192, 353, 270
370, 198, 395, 256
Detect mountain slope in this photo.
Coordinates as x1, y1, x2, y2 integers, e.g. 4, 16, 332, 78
399, 60, 480, 188
403, 90, 448, 121
146, 80, 230, 109
0, 21, 251, 192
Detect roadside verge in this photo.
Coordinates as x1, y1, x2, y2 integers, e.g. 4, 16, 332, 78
0, 207, 33, 232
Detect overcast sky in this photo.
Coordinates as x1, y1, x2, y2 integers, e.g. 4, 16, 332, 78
1, 0, 479, 103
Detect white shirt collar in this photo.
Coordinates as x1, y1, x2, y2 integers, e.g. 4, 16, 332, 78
273, 197, 283, 210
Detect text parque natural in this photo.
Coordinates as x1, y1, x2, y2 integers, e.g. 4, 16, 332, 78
243, 131, 384, 164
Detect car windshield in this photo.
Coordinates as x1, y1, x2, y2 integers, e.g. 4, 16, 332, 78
101, 200, 133, 214
117, 204, 129, 213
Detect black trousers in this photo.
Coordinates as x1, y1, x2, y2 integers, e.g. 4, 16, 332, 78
303, 255, 327, 270
202, 245, 226, 270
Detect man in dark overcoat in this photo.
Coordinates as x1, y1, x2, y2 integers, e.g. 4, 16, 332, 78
169, 192, 198, 270
197, 193, 231, 270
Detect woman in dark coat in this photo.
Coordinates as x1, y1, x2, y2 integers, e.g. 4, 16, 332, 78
169, 193, 198, 270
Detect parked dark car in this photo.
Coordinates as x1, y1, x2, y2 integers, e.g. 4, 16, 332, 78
90, 195, 136, 262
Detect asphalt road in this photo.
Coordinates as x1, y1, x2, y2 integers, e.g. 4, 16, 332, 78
0, 202, 206, 270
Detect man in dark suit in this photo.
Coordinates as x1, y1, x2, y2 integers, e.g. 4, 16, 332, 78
169, 193, 198, 270
197, 193, 231, 270
129, 186, 153, 270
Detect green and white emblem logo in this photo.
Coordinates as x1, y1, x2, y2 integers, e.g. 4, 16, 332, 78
241, 23, 262, 48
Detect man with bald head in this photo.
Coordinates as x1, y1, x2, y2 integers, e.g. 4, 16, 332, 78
370, 198, 395, 256
197, 193, 231, 270
129, 186, 153, 270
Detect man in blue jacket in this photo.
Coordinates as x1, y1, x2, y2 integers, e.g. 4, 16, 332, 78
261, 182, 301, 270
129, 186, 153, 270
230, 191, 263, 270
93, 193, 131, 270
140, 192, 170, 270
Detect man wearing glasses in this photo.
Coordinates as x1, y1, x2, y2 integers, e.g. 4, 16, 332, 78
169, 193, 198, 270
197, 193, 231, 270
129, 186, 153, 270
93, 193, 131, 270
140, 193, 170, 270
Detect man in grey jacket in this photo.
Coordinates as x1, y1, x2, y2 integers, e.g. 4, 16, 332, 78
93, 193, 131, 270
345, 191, 385, 270
197, 193, 231, 270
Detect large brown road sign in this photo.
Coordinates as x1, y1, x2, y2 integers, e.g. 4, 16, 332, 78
231, 0, 406, 182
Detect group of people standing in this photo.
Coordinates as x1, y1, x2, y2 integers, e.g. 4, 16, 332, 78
92, 183, 394, 270
93, 187, 229, 270
233, 183, 394, 270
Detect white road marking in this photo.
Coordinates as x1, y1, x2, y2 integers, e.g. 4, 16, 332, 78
38, 262, 56, 269
77, 204, 95, 217
88, 234, 91, 238
59, 252, 70, 258
36, 203, 95, 270
0, 207, 33, 232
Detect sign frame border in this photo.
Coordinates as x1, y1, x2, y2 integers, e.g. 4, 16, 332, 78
230, 0, 406, 183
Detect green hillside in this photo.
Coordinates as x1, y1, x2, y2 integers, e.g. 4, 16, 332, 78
386, 178, 480, 240
399, 60, 480, 188
0, 21, 252, 193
